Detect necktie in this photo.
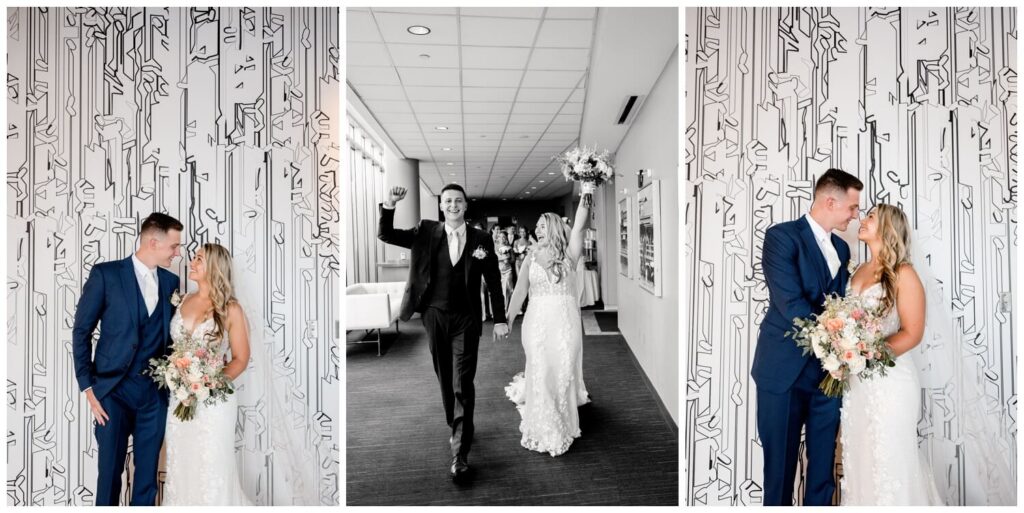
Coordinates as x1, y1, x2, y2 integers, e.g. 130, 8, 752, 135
822, 236, 840, 279
449, 230, 460, 265
143, 271, 158, 315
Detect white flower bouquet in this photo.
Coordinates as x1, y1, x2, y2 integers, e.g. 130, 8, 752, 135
787, 294, 896, 397
554, 146, 614, 206
147, 325, 235, 421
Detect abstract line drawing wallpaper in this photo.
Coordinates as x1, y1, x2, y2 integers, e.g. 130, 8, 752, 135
6, 7, 339, 505
685, 7, 1016, 506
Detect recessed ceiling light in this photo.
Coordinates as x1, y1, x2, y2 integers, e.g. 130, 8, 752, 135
407, 25, 431, 36
441, 147, 453, 151
435, 126, 448, 131
525, 191, 531, 195
547, 172, 555, 175
449, 172, 456, 176
445, 162, 454, 166
531, 186, 537, 189
539, 180, 545, 183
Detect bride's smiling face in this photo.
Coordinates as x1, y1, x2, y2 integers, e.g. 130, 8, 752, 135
535, 218, 548, 242
858, 209, 879, 242
188, 248, 208, 282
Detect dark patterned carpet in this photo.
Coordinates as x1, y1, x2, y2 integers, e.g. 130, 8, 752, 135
346, 318, 678, 506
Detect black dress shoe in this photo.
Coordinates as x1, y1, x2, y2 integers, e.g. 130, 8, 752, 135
450, 455, 471, 484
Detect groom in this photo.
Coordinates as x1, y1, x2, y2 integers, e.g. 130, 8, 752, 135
72, 213, 183, 505
378, 183, 510, 483
752, 169, 862, 506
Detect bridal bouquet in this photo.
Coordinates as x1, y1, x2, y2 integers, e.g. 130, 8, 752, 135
554, 146, 614, 206
787, 294, 896, 397
147, 328, 235, 421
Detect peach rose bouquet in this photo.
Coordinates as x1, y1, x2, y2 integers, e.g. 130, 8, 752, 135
787, 294, 896, 397
147, 323, 235, 421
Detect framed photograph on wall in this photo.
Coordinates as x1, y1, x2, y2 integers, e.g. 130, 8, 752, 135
618, 197, 631, 277
637, 180, 662, 296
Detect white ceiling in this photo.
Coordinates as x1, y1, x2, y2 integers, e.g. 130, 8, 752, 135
347, 7, 676, 200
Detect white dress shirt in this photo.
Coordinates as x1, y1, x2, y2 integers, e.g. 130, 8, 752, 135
131, 254, 159, 316
804, 214, 840, 278
444, 223, 467, 265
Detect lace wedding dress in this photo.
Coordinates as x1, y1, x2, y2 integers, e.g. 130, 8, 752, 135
839, 282, 942, 505
504, 255, 590, 456
162, 304, 251, 506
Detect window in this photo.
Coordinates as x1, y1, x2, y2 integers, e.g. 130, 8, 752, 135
345, 120, 387, 285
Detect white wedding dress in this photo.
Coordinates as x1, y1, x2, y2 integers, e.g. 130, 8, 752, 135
162, 306, 251, 506
839, 282, 942, 505
504, 255, 590, 456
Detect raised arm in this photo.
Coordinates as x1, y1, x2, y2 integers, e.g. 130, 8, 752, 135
506, 251, 532, 326
762, 227, 817, 324
887, 264, 926, 357
567, 189, 592, 263
377, 186, 417, 249
223, 302, 251, 381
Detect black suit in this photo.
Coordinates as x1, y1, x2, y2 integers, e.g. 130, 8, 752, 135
378, 205, 506, 458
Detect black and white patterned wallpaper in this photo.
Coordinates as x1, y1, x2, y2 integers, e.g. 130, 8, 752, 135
6, 7, 339, 505
685, 7, 1016, 506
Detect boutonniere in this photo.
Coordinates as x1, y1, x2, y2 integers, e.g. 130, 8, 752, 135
847, 260, 858, 275
170, 290, 182, 307
472, 246, 488, 260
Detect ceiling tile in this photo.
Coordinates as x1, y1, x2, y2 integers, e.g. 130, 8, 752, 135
464, 113, 510, 124
461, 17, 540, 47
461, 46, 531, 69
374, 12, 459, 45
372, 8, 458, 16
464, 102, 513, 114
356, 85, 407, 101
463, 69, 523, 87
462, 87, 518, 102
396, 67, 460, 87
347, 10, 382, 42
347, 43, 391, 66
511, 102, 562, 115
514, 88, 574, 102
364, 100, 412, 113
460, 7, 545, 18
388, 43, 460, 68
521, 70, 585, 88
348, 66, 402, 86
535, 19, 594, 48
404, 86, 461, 101
545, 7, 597, 19
528, 48, 591, 71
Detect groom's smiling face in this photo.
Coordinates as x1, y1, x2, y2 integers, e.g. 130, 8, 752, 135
440, 189, 467, 223
827, 188, 861, 232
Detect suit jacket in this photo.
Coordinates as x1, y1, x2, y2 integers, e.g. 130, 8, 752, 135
752, 217, 851, 393
72, 257, 179, 400
377, 205, 506, 338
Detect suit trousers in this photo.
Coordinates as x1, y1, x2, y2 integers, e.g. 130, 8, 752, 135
422, 307, 478, 458
757, 358, 842, 506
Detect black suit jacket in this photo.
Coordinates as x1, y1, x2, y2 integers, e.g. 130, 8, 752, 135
377, 205, 506, 338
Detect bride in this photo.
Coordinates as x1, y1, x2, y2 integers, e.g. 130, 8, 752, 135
162, 243, 252, 505
841, 204, 1015, 505
503, 186, 593, 456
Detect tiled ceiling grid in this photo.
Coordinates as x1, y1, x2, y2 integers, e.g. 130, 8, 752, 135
347, 7, 598, 200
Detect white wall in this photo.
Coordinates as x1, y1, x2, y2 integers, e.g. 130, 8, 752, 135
685, 7, 1017, 506
6, 7, 339, 505
613, 47, 679, 424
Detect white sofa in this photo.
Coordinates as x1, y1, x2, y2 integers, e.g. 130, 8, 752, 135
346, 282, 406, 355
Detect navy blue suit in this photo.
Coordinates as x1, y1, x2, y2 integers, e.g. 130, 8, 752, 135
752, 217, 850, 506
72, 257, 178, 506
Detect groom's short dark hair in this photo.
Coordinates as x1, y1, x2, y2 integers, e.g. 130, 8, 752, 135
814, 168, 863, 197
440, 183, 467, 200
140, 212, 183, 237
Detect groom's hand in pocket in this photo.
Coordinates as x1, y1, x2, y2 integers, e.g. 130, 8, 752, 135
84, 388, 109, 426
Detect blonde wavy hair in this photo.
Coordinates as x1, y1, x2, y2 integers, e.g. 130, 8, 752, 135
200, 243, 237, 343
870, 204, 912, 314
533, 212, 571, 283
